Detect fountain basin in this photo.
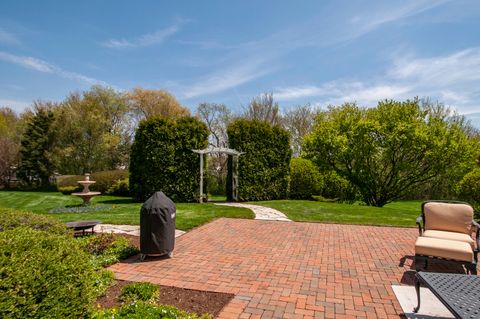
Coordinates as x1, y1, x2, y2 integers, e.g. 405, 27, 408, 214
71, 173, 101, 205
72, 191, 101, 205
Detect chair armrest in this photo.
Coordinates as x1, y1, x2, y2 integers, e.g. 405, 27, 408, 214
473, 220, 480, 247
416, 216, 423, 236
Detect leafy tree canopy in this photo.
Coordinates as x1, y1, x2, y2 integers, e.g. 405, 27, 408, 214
128, 88, 190, 121
304, 99, 479, 207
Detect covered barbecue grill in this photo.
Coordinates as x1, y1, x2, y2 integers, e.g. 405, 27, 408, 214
140, 191, 176, 260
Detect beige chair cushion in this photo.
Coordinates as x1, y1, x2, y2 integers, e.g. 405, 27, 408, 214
424, 202, 473, 234
415, 237, 473, 262
423, 230, 475, 249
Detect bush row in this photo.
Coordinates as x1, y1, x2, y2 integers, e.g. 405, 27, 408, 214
56, 170, 129, 195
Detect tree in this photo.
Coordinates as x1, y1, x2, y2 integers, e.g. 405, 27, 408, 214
196, 103, 232, 196
304, 99, 478, 207
196, 102, 231, 148
0, 107, 24, 187
17, 103, 56, 187
243, 92, 282, 126
129, 116, 208, 202
128, 88, 190, 121
283, 104, 317, 157
51, 86, 130, 174
228, 119, 291, 201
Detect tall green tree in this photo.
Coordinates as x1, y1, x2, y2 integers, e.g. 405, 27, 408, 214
304, 99, 478, 207
18, 103, 56, 187
51, 86, 130, 174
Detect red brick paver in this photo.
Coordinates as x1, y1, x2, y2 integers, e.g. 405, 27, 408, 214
109, 218, 446, 318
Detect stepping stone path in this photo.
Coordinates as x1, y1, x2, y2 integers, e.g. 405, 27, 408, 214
97, 224, 185, 237
215, 202, 291, 221
94, 203, 289, 238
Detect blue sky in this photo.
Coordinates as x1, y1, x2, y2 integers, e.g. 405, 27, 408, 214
1, 0, 480, 123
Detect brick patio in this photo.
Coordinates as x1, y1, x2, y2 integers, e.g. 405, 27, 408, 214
109, 218, 465, 319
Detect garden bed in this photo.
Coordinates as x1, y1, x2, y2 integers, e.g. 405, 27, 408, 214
102, 234, 234, 317
96, 280, 234, 317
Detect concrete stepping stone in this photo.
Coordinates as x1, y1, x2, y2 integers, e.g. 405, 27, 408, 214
97, 224, 185, 237
215, 202, 291, 221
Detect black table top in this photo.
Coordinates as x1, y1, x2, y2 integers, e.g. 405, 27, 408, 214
416, 272, 480, 319
66, 220, 101, 229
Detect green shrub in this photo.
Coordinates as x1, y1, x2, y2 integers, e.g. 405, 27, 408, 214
0, 227, 96, 318
91, 302, 212, 319
56, 170, 129, 194
319, 170, 358, 203
91, 170, 129, 193
129, 116, 208, 202
227, 119, 291, 201
120, 282, 159, 303
0, 208, 67, 234
58, 185, 81, 194
56, 174, 83, 188
457, 168, 480, 214
78, 233, 139, 268
106, 178, 130, 196
289, 158, 322, 200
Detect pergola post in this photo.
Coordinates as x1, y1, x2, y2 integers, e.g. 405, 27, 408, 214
193, 147, 243, 203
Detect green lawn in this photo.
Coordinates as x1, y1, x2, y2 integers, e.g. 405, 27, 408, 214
254, 200, 422, 227
0, 191, 254, 231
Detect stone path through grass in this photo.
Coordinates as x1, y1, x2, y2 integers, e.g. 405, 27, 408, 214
215, 202, 291, 221
97, 224, 185, 237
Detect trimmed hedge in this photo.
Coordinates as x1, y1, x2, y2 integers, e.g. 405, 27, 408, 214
227, 119, 291, 201
129, 116, 208, 202
0, 208, 67, 234
289, 158, 322, 200
0, 227, 96, 318
56, 170, 129, 194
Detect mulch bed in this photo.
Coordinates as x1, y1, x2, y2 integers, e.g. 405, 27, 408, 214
96, 233, 234, 317
96, 280, 234, 317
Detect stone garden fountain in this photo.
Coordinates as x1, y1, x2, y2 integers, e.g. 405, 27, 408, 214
72, 173, 101, 205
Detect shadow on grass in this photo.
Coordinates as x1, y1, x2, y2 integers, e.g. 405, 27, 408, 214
97, 198, 139, 205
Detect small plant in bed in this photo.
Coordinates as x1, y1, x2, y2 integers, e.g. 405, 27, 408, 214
120, 282, 159, 303
49, 204, 112, 214
92, 302, 212, 319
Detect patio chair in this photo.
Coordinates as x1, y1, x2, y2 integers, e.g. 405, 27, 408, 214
414, 200, 479, 275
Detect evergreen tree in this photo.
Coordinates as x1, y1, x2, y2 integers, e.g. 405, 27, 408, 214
18, 107, 55, 187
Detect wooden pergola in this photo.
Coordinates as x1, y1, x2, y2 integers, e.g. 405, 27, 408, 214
192, 147, 243, 203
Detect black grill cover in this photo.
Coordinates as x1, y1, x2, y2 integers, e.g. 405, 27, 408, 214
140, 191, 176, 255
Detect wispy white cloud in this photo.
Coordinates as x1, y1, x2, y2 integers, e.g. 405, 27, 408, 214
0, 51, 107, 86
180, 1, 450, 100
349, 0, 452, 35
183, 59, 276, 99
103, 21, 185, 49
0, 28, 20, 45
273, 47, 480, 114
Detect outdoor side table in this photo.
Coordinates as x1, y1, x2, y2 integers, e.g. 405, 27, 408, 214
66, 220, 102, 236
414, 272, 480, 319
